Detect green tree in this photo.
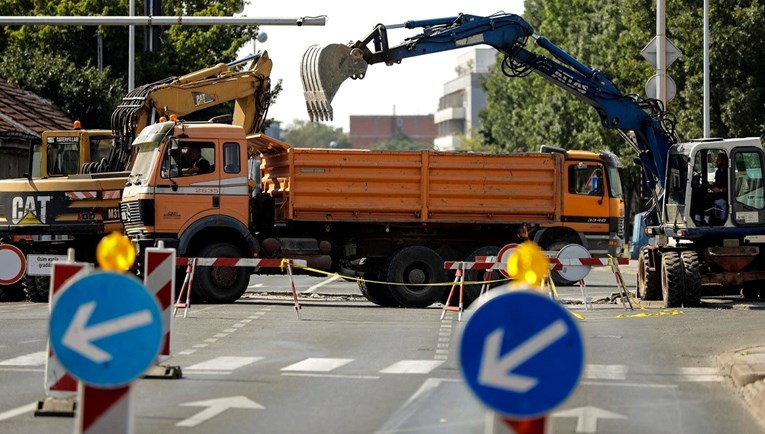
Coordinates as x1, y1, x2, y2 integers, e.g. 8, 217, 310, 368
479, 0, 765, 219
282, 119, 350, 148
0, 0, 257, 127
372, 131, 434, 151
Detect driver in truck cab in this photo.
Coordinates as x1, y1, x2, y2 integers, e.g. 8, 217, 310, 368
183, 145, 210, 175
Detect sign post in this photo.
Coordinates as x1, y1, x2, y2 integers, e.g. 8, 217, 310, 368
48, 232, 161, 433
460, 241, 584, 433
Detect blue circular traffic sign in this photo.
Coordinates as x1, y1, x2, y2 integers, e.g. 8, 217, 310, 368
50, 271, 162, 388
459, 291, 584, 418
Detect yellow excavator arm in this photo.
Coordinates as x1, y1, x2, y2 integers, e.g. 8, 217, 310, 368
106, 51, 273, 172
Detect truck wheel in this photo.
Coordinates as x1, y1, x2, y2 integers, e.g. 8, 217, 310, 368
681, 251, 702, 306
547, 242, 579, 286
23, 275, 49, 303
637, 248, 662, 300
194, 243, 250, 304
457, 246, 501, 307
661, 252, 684, 308
384, 246, 447, 308
358, 260, 399, 307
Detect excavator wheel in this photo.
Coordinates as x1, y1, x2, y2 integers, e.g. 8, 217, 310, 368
23, 275, 49, 303
661, 252, 684, 308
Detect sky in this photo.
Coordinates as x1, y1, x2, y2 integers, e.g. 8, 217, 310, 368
239, 1, 525, 132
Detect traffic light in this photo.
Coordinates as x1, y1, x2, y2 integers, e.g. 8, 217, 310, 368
144, 0, 162, 52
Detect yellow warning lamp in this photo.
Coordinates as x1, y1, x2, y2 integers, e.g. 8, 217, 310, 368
169, 114, 178, 122
159, 116, 167, 122
506, 241, 550, 288
96, 232, 136, 271
73, 120, 82, 130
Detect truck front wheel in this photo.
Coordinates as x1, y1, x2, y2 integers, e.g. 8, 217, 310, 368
194, 243, 250, 304
384, 246, 446, 308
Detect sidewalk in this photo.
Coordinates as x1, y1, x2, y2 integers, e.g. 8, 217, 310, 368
719, 347, 765, 423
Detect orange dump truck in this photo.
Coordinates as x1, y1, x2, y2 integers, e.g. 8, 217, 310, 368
121, 121, 624, 307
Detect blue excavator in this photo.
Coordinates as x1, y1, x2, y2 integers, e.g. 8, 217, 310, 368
300, 12, 765, 306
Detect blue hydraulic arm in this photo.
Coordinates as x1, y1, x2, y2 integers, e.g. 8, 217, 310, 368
301, 12, 677, 195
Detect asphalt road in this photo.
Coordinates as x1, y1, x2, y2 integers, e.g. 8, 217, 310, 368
0, 266, 764, 433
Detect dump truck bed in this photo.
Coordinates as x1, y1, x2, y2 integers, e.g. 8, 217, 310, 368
261, 147, 561, 225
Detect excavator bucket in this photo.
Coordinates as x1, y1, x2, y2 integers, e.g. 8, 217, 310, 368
301, 44, 369, 122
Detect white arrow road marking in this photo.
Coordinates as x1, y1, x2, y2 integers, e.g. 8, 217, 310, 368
62, 301, 153, 363
177, 396, 264, 427
553, 406, 627, 433
478, 319, 568, 392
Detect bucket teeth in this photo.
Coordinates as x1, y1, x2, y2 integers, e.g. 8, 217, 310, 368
300, 43, 369, 122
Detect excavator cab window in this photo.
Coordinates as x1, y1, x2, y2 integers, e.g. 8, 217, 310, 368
47, 140, 80, 176
89, 137, 114, 165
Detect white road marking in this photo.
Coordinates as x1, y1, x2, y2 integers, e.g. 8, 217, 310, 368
281, 357, 353, 372
303, 275, 341, 294
185, 356, 262, 371
585, 364, 628, 380
0, 351, 46, 366
675, 367, 724, 382
380, 360, 444, 374
281, 372, 379, 380
0, 402, 36, 421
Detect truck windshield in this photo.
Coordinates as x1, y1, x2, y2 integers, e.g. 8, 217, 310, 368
130, 123, 175, 183
606, 166, 623, 198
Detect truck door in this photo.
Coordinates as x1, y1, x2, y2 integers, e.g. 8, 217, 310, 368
153, 140, 219, 234
217, 140, 250, 225
561, 161, 611, 254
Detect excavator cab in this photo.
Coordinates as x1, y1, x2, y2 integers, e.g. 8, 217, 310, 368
664, 138, 765, 230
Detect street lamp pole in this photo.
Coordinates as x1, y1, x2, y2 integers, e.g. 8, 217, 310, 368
703, 0, 710, 138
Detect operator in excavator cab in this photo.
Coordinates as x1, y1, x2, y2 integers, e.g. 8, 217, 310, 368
703, 151, 729, 224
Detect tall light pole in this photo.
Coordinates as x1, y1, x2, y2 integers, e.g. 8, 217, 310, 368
703, 0, 710, 138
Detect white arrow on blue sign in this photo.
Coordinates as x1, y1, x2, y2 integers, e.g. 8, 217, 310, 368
50, 271, 162, 388
460, 291, 584, 418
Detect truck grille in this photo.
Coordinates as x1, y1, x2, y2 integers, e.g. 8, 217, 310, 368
120, 200, 153, 227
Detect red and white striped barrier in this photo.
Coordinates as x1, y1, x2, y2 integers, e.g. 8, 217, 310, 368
143, 245, 183, 378
37, 259, 90, 416
444, 256, 628, 271
174, 257, 307, 319
77, 384, 131, 434
176, 257, 307, 267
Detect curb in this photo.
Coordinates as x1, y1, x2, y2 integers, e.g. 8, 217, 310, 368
718, 346, 765, 423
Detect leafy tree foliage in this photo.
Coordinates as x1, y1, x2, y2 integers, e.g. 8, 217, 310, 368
479, 0, 765, 217
0, 0, 257, 127
372, 131, 435, 151
282, 119, 351, 148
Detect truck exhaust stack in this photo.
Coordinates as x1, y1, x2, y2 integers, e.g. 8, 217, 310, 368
301, 44, 368, 122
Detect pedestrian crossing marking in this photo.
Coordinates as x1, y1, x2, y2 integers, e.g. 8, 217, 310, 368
586, 364, 628, 380
185, 356, 263, 371
281, 358, 353, 372
380, 360, 444, 374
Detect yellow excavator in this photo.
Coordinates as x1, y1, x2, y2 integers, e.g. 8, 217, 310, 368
0, 52, 273, 301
